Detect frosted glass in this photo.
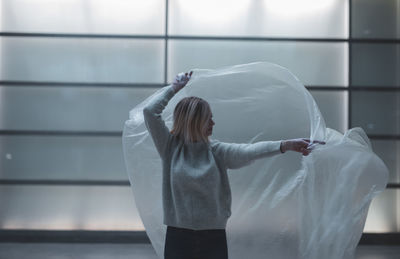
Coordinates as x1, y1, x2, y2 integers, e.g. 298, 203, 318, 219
352, 0, 400, 39
0, 186, 395, 233
0, 0, 165, 35
351, 91, 400, 135
169, 0, 348, 38
0, 185, 395, 232
0, 38, 164, 83
168, 40, 348, 86
309, 90, 348, 134
371, 140, 400, 183
364, 189, 399, 233
0, 86, 159, 131
0, 185, 143, 231
0, 135, 126, 181
351, 43, 400, 87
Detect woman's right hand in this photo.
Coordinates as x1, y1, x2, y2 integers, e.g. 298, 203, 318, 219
172, 71, 193, 93
282, 138, 326, 156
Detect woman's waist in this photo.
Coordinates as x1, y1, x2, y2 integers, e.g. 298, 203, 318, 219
167, 225, 225, 233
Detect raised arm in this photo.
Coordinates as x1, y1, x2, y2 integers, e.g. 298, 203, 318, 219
143, 85, 176, 158
143, 71, 192, 158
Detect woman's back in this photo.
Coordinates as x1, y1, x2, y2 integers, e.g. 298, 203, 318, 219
161, 136, 232, 230
143, 84, 283, 230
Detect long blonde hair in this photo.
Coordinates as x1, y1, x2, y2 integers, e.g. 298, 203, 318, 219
171, 96, 212, 144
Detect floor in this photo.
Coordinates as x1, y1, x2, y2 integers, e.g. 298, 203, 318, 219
0, 243, 399, 259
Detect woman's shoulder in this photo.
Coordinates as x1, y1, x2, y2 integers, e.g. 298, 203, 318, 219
209, 139, 231, 153
209, 139, 220, 147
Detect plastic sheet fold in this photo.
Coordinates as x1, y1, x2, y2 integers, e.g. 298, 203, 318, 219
122, 62, 388, 259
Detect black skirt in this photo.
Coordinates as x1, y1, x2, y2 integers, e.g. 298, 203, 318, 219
164, 225, 228, 259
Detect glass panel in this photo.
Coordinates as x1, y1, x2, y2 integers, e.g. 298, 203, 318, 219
0, 135, 126, 181
0, 37, 164, 83
371, 140, 400, 183
169, 0, 348, 38
0, 86, 158, 131
351, 91, 400, 135
0, 185, 143, 231
0, 186, 395, 232
364, 189, 399, 233
168, 40, 348, 86
309, 90, 348, 134
0, 0, 165, 35
352, 0, 400, 39
351, 43, 400, 87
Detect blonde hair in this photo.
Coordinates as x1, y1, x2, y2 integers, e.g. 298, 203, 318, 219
171, 96, 212, 144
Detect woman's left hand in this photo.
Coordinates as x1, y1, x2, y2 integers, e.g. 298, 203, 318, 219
282, 138, 326, 156
172, 71, 193, 93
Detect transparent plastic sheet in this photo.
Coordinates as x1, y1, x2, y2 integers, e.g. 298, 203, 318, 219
122, 62, 389, 259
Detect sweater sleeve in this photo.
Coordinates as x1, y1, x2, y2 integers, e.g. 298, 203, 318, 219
211, 140, 283, 169
143, 85, 176, 159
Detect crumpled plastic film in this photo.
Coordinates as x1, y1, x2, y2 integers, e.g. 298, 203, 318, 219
122, 62, 389, 259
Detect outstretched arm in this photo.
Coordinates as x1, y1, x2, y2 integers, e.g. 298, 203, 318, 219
211, 140, 283, 169
212, 138, 325, 169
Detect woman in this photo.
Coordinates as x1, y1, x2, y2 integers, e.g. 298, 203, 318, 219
142, 71, 325, 259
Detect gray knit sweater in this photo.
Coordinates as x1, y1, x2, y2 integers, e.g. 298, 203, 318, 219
143, 85, 283, 230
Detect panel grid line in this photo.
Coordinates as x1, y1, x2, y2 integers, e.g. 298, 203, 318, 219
0, 32, 399, 43
0, 180, 399, 188
0, 81, 399, 90
348, 0, 353, 130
